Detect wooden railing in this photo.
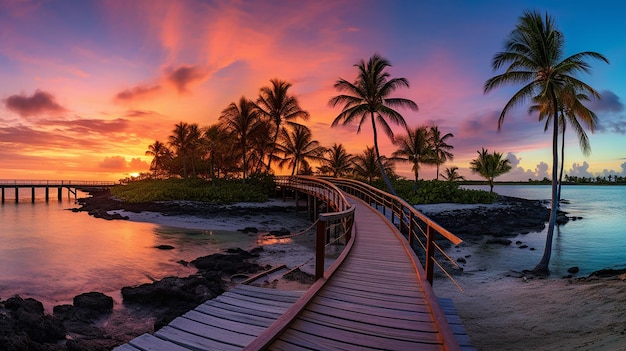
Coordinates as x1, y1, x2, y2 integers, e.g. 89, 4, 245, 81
0, 180, 117, 187
275, 176, 355, 280
325, 177, 463, 285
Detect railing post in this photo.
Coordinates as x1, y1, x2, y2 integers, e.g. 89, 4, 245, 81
408, 211, 414, 246
425, 225, 435, 285
315, 219, 326, 280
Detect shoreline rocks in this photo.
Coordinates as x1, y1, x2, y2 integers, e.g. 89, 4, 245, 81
423, 195, 552, 242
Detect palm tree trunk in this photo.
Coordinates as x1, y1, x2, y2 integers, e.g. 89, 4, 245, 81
413, 170, 418, 193
266, 129, 280, 174
557, 126, 566, 209
436, 162, 440, 181
533, 101, 560, 274
370, 113, 397, 196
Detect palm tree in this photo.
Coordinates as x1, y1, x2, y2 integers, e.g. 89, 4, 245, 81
441, 166, 465, 182
318, 143, 354, 177
469, 148, 512, 193
429, 126, 454, 180
484, 10, 608, 274
352, 146, 394, 184
329, 54, 418, 196
145, 140, 172, 178
392, 125, 434, 192
169, 121, 192, 178
276, 124, 325, 175
530, 86, 597, 206
219, 96, 263, 182
186, 123, 201, 177
255, 79, 309, 174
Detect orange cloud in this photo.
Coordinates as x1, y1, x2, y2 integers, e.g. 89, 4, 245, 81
3, 90, 66, 117
99, 156, 149, 171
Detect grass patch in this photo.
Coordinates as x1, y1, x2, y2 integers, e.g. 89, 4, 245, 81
111, 176, 275, 203
373, 179, 497, 204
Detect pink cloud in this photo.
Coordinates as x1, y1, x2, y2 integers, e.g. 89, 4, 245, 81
115, 85, 161, 102
3, 90, 66, 117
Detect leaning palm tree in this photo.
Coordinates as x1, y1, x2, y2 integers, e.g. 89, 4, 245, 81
440, 166, 465, 182
392, 125, 434, 192
219, 96, 263, 182
255, 79, 310, 174
276, 124, 326, 175
484, 10, 608, 274
168, 121, 192, 178
330, 54, 418, 196
318, 143, 354, 177
145, 140, 172, 178
469, 148, 511, 193
429, 126, 454, 180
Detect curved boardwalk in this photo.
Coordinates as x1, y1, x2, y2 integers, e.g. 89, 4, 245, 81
253, 194, 465, 350
115, 192, 472, 350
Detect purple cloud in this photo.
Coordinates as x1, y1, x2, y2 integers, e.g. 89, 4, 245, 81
115, 85, 161, 102
3, 90, 66, 117
587, 90, 624, 113
166, 65, 207, 93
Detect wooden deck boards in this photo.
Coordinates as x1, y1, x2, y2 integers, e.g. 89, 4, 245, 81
112, 286, 304, 351
268, 195, 456, 350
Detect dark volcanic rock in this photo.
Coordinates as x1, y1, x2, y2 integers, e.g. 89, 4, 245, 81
0, 295, 66, 350
75, 189, 299, 222
424, 195, 550, 241
121, 272, 224, 329
73, 292, 113, 313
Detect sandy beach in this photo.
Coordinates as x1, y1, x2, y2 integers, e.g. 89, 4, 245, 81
417, 202, 626, 351
116, 200, 626, 351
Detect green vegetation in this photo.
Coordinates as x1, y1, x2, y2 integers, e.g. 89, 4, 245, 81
111, 176, 275, 203
373, 179, 497, 205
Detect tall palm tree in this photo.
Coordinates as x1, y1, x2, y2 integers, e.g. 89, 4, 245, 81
145, 140, 172, 178
276, 124, 325, 175
530, 86, 597, 206
169, 121, 192, 178
329, 54, 418, 196
219, 96, 263, 182
255, 79, 310, 174
484, 10, 608, 274
429, 126, 454, 180
352, 146, 394, 184
186, 123, 201, 177
392, 125, 434, 192
318, 143, 354, 177
469, 148, 512, 193
441, 166, 465, 182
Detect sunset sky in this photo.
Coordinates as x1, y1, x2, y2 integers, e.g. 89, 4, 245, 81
1, 0, 624, 181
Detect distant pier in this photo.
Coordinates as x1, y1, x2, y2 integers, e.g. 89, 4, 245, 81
0, 180, 117, 203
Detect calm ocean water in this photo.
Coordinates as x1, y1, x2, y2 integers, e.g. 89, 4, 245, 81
0, 189, 268, 310
462, 184, 626, 276
1, 185, 624, 310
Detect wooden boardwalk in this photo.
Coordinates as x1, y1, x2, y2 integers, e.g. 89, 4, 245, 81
115, 193, 473, 350
249, 195, 471, 350
113, 285, 305, 351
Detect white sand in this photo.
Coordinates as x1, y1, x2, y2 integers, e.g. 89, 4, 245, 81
434, 265, 626, 350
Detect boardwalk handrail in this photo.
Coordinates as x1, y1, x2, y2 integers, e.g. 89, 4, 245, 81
275, 175, 355, 280
326, 177, 463, 285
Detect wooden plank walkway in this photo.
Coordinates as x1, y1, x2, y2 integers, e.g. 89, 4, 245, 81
115, 193, 473, 351
251, 194, 470, 350
113, 285, 304, 351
